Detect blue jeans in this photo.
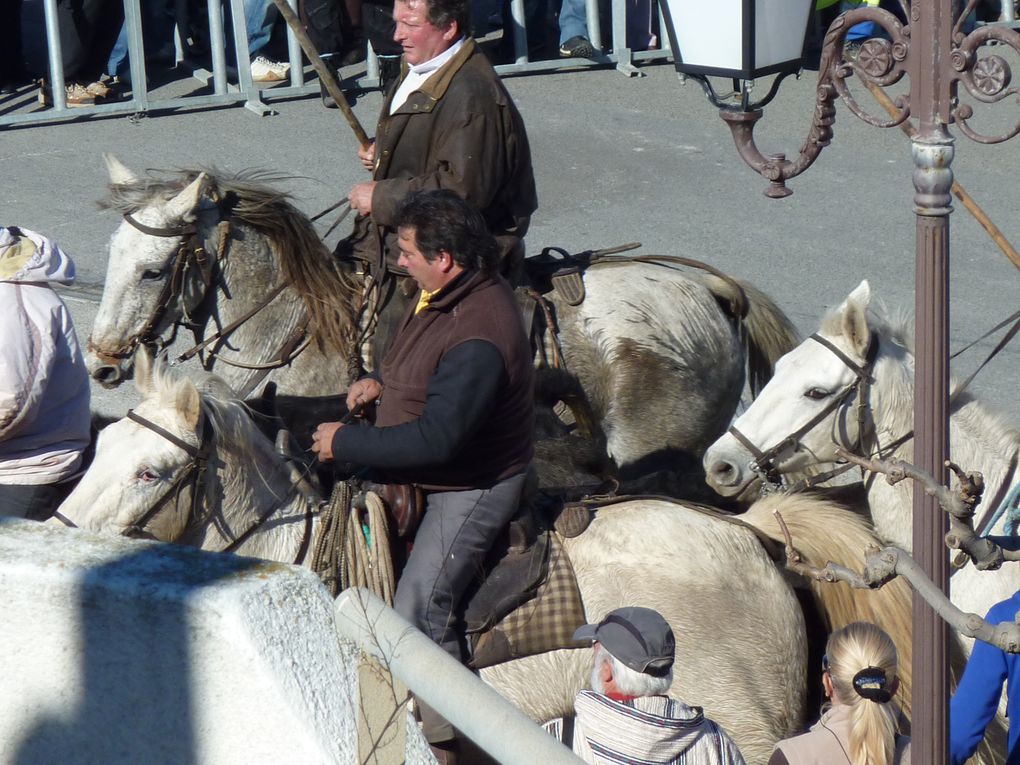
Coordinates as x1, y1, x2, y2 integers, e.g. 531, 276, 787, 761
558, 0, 588, 45
243, 0, 277, 57
841, 0, 876, 41
107, 0, 174, 78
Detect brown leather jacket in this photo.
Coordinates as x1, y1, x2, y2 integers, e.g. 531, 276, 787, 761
341, 39, 538, 274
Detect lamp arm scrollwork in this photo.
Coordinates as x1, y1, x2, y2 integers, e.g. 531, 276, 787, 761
717, 2, 1020, 195
717, 7, 910, 197
952, 24, 1020, 144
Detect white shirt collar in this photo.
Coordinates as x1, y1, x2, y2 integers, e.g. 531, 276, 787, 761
408, 36, 467, 76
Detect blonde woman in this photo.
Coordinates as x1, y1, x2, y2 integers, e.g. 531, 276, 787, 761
768, 622, 910, 765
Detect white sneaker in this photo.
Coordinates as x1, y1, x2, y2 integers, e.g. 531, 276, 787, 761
250, 56, 290, 83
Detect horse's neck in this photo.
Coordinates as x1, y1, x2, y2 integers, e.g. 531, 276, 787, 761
866, 348, 1020, 548
192, 433, 313, 563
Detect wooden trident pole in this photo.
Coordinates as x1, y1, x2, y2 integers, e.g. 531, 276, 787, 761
269, 0, 371, 148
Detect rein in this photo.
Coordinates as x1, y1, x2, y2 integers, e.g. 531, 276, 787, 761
728, 332, 880, 492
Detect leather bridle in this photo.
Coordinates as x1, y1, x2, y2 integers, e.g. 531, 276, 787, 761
727, 331, 880, 492
52, 409, 315, 563
89, 204, 314, 398
88, 212, 221, 364
52, 409, 212, 540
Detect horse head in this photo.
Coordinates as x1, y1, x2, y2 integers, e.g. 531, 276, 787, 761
88, 155, 218, 388
55, 348, 210, 539
703, 280, 885, 497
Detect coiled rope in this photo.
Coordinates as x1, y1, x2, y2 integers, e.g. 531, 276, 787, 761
311, 481, 396, 604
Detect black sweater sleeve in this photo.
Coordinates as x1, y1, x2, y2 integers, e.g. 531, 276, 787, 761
332, 339, 505, 470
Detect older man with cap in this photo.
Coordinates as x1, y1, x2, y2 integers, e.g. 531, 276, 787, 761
567, 606, 747, 765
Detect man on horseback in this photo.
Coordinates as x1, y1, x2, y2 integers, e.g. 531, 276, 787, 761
336, 0, 537, 284
312, 190, 534, 763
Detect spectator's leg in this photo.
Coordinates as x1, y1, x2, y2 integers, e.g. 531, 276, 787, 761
0, 483, 71, 521
244, 0, 277, 57
1, 0, 27, 90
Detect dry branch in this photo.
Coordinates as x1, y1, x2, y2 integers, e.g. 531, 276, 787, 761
774, 507, 1020, 651
772, 449, 1020, 651
835, 447, 1020, 568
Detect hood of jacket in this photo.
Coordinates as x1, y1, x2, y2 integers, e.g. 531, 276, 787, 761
574, 689, 726, 762
0, 226, 76, 286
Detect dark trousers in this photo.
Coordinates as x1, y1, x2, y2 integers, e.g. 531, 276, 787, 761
0, 482, 73, 521
393, 472, 526, 743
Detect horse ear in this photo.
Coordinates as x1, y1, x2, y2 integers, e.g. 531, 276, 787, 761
840, 281, 872, 358
165, 172, 210, 223
846, 280, 872, 309
175, 378, 203, 430
134, 346, 155, 397
104, 153, 138, 185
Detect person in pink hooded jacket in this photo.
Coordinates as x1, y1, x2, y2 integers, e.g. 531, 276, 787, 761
0, 226, 90, 520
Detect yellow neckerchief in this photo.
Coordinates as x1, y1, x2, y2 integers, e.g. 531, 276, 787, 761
415, 287, 439, 314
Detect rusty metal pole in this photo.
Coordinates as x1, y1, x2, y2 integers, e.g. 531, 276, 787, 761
910, 0, 953, 762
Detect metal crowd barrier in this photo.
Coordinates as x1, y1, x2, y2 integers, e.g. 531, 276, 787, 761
0, 0, 672, 127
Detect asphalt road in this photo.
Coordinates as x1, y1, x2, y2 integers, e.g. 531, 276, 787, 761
1, 61, 1016, 422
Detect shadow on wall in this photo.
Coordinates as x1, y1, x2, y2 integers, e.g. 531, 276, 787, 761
12, 544, 264, 764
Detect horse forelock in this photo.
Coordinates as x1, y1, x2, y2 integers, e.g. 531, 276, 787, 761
103, 168, 359, 356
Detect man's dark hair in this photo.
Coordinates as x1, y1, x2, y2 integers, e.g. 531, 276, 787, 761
421, 0, 471, 39
395, 190, 499, 274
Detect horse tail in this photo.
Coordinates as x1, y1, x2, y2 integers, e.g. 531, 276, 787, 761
697, 274, 800, 396
740, 493, 914, 719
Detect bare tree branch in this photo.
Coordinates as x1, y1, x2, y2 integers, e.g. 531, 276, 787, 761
771, 507, 1020, 653
835, 448, 1020, 568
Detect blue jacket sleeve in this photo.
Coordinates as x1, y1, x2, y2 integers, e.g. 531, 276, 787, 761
949, 603, 1013, 764
331, 339, 505, 470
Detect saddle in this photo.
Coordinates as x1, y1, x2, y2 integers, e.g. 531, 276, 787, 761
356, 483, 591, 670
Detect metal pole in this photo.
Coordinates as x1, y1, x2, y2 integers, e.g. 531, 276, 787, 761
910, 0, 954, 761
42, 0, 67, 111
334, 589, 584, 765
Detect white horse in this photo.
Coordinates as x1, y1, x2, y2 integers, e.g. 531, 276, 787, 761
703, 280, 1020, 630
87, 155, 798, 473
54, 352, 915, 764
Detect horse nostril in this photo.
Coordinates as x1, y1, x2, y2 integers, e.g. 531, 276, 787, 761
708, 460, 736, 484
93, 365, 123, 388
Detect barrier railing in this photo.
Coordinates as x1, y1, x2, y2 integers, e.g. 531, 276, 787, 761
0, 0, 672, 128
333, 588, 585, 765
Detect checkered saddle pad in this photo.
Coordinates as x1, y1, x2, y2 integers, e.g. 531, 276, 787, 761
467, 529, 587, 670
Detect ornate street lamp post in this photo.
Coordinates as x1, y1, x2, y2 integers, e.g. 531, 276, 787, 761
661, 1, 1020, 761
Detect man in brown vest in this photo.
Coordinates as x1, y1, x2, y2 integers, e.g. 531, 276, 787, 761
312, 189, 534, 762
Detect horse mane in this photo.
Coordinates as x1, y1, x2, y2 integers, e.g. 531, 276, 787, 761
101, 168, 360, 357
742, 492, 914, 719
146, 356, 279, 472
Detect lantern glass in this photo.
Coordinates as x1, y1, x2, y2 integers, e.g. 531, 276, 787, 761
662, 0, 814, 80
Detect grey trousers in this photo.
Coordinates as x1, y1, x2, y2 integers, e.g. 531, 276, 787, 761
393, 472, 526, 743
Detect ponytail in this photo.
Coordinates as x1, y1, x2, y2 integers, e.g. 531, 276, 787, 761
825, 622, 901, 765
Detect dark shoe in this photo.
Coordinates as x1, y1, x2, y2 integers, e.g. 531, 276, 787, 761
559, 35, 595, 59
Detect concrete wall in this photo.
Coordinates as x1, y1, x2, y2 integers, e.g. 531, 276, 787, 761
0, 518, 424, 765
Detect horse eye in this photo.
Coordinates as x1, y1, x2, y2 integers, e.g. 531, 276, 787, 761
137, 468, 160, 483
804, 387, 830, 400
141, 268, 163, 281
